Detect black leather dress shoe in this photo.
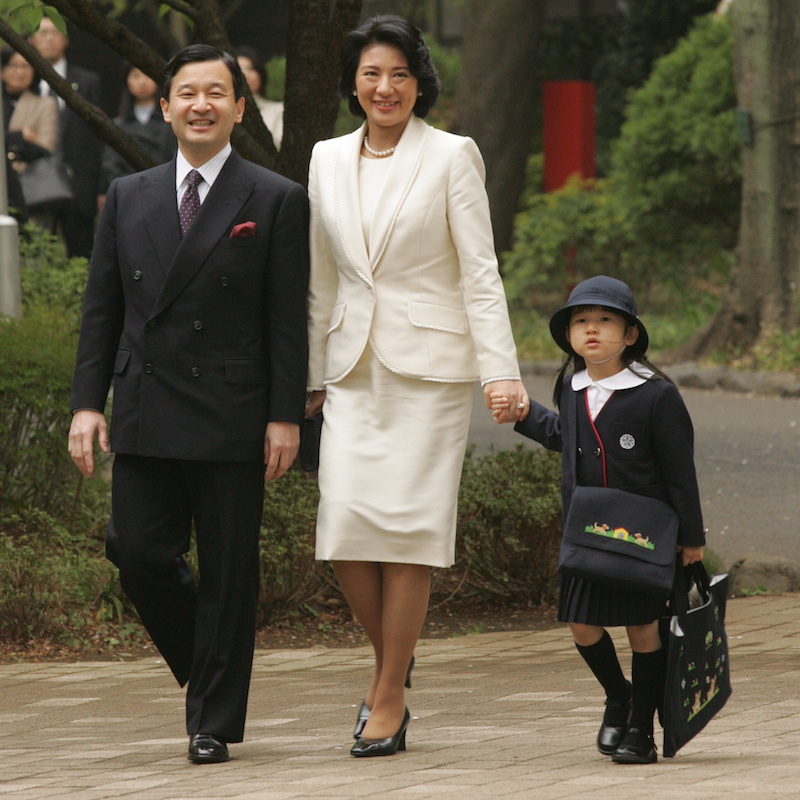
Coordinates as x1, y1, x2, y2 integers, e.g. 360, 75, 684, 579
611, 727, 658, 764
188, 733, 229, 764
596, 693, 631, 755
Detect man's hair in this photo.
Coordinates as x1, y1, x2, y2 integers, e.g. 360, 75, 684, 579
161, 44, 246, 101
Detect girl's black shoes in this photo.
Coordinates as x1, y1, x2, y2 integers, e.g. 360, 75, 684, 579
351, 707, 410, 757
597, 683, 632, 755
611, 727, 658, 764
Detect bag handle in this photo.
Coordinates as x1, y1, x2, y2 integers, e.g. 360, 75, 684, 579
670, 561, 711, 616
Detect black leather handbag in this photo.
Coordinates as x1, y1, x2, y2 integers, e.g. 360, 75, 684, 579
559, 485, 679, 597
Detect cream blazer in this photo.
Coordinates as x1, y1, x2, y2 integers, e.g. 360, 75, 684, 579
307, 115, 520, 389
8, 91, 59, 156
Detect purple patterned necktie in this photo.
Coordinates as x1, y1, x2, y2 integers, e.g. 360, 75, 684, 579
179, 169, 203, 237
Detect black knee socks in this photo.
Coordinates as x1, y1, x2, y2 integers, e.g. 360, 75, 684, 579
575, 631, 631, 709
629, 649, 666, 736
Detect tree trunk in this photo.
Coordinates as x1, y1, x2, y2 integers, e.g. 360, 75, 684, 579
674, 0, 800, 360
452, 0, 547, 258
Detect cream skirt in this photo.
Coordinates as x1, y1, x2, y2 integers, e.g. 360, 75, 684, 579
315, 345, 473, 568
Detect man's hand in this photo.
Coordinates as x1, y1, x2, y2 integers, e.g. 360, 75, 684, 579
68, 410, 109, 477
264, 421, 300, 481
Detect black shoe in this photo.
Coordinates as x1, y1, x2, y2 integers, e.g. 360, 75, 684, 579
597, 686, 632, 755
611, 727, 658, 764
188, 733, 229, 764
350, 708, 410, 757
353, 656, 415, 739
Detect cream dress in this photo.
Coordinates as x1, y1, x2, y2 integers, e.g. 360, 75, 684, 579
314, 156, 473, 568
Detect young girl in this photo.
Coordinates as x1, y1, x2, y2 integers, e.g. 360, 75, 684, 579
492, 275, 705, 764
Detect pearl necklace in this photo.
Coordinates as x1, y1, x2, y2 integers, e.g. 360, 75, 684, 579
363, 136, 396, 158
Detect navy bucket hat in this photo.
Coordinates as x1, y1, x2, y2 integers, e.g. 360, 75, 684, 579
549, 275, 649, 356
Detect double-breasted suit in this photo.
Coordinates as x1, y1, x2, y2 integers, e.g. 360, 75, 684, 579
71, 149, 309, 741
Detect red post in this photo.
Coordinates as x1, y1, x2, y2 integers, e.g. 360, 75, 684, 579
542, 81, 596, 192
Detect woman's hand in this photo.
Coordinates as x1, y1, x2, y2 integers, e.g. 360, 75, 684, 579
679, 545, 704, 566
305, 390, 326, 418
484, 380, 529, 424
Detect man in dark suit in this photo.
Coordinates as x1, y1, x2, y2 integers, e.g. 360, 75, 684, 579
68, 44, 309, 764
31, 15, 103, 259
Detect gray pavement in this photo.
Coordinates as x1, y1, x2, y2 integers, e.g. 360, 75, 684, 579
2, 593, 800, 799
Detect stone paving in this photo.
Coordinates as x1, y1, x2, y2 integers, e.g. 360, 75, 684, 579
2, 594, 800, 800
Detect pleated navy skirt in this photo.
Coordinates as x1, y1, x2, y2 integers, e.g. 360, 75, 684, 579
558, 575, 666, 627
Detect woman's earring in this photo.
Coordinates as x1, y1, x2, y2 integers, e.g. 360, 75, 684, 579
353, 89, 357, 96
418, 91, 423, 96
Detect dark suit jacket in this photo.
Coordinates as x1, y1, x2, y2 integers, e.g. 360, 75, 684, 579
515, 377, 705, 547
59, 63, 104, 217
71, 150, 310, 462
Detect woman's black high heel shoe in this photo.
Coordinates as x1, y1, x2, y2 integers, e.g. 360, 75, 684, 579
350, 708, 410, 757
352, 656, 415, 739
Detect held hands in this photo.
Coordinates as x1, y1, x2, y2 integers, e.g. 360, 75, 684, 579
68, 410, 109, 477
486, 382, 529, 424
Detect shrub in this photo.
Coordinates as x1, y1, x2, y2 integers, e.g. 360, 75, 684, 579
257, 469, 333, 625
448, 446, 563, 605
0, 309, 83, 518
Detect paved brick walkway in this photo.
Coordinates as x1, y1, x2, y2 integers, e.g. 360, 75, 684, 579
1, 594, 799, 799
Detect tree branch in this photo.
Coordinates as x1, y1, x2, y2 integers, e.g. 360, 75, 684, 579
158, 0, 199, 20
47, 0, 166, 84
0, 18, 155, 171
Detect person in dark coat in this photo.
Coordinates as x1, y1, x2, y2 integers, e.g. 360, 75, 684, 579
492, 275, 705, 765
31, 15, 104, 259
102, 62, 175, 190
68, 45, 309, 765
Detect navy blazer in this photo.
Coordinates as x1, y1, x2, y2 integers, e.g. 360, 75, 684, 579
71, 150, 310, 462
515, 377, 705, 547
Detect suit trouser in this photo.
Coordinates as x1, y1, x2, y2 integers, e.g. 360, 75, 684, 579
108, 454, 264, 743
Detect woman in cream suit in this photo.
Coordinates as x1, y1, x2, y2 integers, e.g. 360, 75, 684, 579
305, 16, 528, 757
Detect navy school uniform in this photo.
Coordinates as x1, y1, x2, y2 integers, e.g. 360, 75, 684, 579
514, 369, 705, 627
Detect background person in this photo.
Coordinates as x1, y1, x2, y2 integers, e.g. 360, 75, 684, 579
2, 46, 58, 169
235, 46, 283, 150
31, 15, 104, 259
305, 15, 526, 758
102, 63, 176, 190
68, 44, 309, 765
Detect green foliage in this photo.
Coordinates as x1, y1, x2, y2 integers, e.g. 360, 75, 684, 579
0, 1, 66, 35
19, 224, 89, 332
503, 13, 737, 312
0, 508, 119, 645
0, 309, 81, 517
502, 173, 632, 306
257, 469, 331, 625
610, 13, 739, 278
451, 447, 563, 605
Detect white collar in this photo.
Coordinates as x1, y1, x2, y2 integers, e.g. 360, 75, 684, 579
175, 143, 232, 192
571, 362, 654, 392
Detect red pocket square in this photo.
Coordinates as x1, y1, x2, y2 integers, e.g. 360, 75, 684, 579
230, 221, 257, 238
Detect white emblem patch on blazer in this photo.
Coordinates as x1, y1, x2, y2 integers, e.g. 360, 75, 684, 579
619, 433, 636, 450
